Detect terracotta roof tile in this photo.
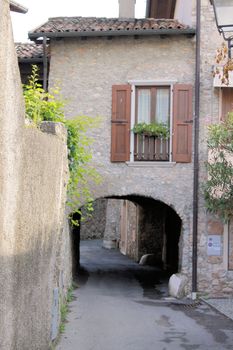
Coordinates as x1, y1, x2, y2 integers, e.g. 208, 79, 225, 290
15, 43, 47, 61
29, 17, 194, 39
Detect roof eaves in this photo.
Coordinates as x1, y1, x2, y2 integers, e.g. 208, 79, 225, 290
10, 1, 28, 13
29, 28, 196, 41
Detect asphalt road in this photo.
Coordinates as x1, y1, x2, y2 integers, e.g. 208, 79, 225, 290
56, 240, 233, 350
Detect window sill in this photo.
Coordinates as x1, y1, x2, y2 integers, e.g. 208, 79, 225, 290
126, 161, 176, 168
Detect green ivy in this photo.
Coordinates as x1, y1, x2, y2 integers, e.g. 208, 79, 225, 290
132, 122, 170, 138
203, 112, 233, 222
23, 65, 101, 221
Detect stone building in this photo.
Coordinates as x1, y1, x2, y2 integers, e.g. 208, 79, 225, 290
23, 0, 233, 297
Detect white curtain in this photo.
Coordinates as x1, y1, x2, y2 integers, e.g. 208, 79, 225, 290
137, 89, 151, 123
156, 88, 170, 124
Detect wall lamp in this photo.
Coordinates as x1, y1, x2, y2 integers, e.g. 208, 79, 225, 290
210, 0, 233, 58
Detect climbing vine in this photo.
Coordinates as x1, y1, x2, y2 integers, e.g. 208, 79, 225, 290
203, 112, 233, 222
23, 65, 101, 220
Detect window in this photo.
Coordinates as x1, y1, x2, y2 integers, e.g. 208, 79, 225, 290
221, 88, 233, 120
136, 87, 170, 124
134, 86, 170, 161
111, 83, 193, 164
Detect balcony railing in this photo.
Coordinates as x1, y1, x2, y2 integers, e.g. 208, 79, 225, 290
134, 134, 169, 161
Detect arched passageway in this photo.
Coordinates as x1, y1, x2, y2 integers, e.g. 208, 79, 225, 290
70, 195, 182, 279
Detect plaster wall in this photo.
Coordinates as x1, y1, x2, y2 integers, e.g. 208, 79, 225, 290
0, 2, 71, 348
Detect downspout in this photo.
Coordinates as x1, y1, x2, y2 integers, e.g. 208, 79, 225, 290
43, 36, 48, 91
192, 0, 201, 300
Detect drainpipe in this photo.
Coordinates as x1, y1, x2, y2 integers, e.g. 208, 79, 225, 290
43, 36, 48, 91
192, 0, 201, 300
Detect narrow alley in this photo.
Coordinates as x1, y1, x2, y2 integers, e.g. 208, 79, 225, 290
56, 240, 233, 350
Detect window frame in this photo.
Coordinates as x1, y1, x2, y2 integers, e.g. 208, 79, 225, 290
128, 80, 177, 163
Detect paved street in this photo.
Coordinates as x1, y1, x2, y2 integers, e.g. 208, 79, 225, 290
56, 240, 233, 350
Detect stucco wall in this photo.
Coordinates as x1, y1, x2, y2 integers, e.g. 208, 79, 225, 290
10, 124, 70, 350
0, 2, 71, 348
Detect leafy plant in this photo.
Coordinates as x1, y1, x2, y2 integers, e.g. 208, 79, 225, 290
23, 65, 101, 221
132, 122, 169, 138
203, 112, 233, 221
59, 285, 75, 334
214, 42, 233, 85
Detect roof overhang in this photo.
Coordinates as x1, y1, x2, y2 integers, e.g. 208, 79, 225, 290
29, 28, 196, 41
10, 1, 28, 14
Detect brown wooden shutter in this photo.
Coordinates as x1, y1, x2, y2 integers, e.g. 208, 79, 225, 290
111, 85, 131, 162
221, 88, 233, 120
172, 84, 193, 163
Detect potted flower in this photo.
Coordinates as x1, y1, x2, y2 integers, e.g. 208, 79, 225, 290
132, 122, 170, 139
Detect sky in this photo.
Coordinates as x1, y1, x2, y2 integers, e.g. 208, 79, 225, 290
11, 0, 147, 42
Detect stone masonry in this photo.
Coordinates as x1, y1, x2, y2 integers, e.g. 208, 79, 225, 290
47, 0, 233, 296
49, 30, 195, 290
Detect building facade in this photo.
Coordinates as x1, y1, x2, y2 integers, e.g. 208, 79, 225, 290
25, 0, 233, 297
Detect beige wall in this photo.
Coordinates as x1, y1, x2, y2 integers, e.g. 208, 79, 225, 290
196, 0, 233, 296
0, 1, 71, 348
48, 0, 233, 296
49, 33, 195, 284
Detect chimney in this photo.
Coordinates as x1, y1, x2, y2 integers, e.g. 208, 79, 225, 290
118, 0, 136, 18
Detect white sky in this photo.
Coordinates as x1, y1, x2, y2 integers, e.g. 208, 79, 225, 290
11, 0, 147, 42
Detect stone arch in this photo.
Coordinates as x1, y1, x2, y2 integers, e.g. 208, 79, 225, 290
77, 193, 186, 275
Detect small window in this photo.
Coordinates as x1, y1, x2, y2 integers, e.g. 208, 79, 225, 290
136, 86, 170, 124
111, 84, 192, 163
134, 86, 170, 162
221, 88, 233, 120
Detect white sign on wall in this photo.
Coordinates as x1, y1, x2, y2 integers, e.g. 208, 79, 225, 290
207, 235, 222, 256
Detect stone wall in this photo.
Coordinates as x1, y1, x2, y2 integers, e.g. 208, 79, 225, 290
80, 198, 107, 240
138, 200, 165, 263
103, 199, 122, 249
196, 0, 233, 296
0, 2, 71, 348
123, 200, 138, 260
48, 0, 233, 296
49, 31, 195, 286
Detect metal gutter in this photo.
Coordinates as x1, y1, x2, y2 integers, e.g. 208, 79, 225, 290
43, 36, 48, 92
29, 28, 196, 41
146, 0, 151, 18
192, 0, 201, 300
